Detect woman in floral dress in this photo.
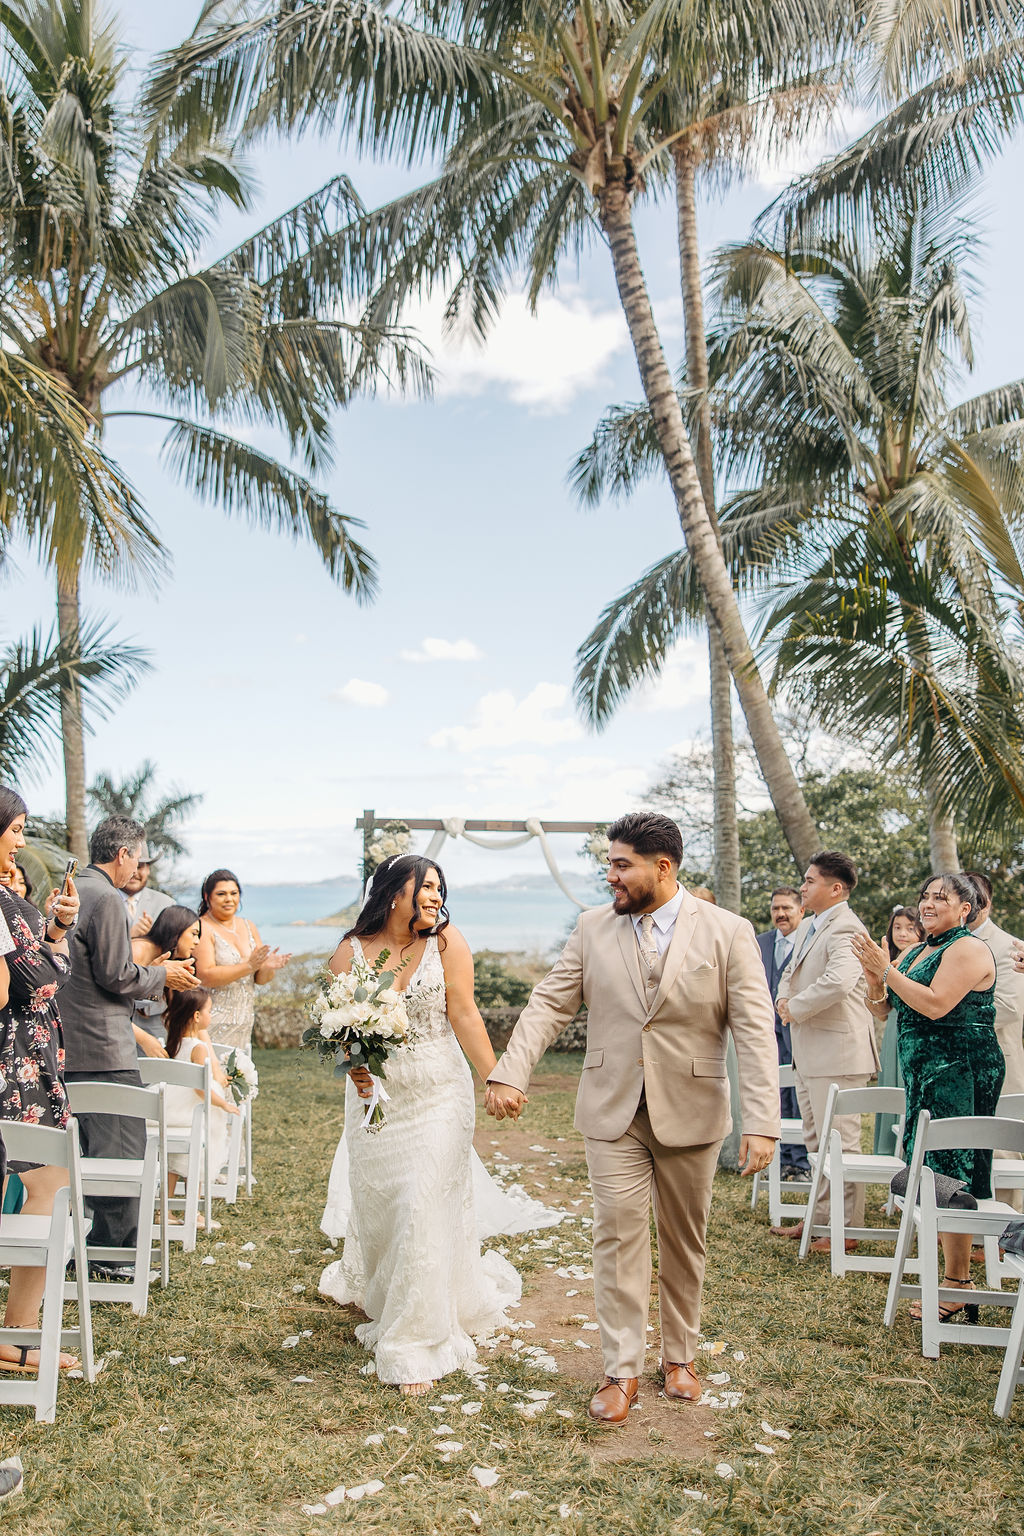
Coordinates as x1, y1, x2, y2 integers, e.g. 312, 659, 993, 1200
0, 787, 79, 1372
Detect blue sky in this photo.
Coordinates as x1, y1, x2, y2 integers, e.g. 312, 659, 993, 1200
6, 3, 1024, 888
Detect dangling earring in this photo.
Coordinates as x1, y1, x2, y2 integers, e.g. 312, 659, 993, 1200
391, 900, 397, 910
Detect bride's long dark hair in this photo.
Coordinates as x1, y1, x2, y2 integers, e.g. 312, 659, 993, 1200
345, 855, 450, 953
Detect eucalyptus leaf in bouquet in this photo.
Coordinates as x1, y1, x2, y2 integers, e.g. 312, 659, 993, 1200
304, 947, 413, 1129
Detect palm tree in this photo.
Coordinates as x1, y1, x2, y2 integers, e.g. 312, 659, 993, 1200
87, 760, 201, 872
573, 200, 1024, 866
0, 623, 148, 786
144, 0, 829, 867
0, 0, 428, 857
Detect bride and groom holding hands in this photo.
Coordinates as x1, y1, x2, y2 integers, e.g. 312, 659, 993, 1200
319, 811, 781, 1422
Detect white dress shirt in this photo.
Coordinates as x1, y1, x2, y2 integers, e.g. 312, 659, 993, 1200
631, 884, 685, 958
774, 929, 794, 970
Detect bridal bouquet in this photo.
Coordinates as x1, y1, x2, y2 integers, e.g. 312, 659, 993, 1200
303, 948, 412, 1131
223, 1048, 259, 1105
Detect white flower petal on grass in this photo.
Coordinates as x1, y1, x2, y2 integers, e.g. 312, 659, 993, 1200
301, 1504, 327, 1516
462, 1512, 482, 1528
200, 1256, 216, 1266
573, 1341, 591, 1350
715, 1463, 736, 1480
324, 1486, 346, 1506
168, 1356, 187, 1366
292, 1284, 306, 1294
237, 1261, 252, 1270
288, 1248, 303, 1254
240, 1241, 256, 1251
523, 1390, 555, 1401
472, 1467, 500, 1488
509, 1491, 532, 1500
158, 1425, 171, 1434
517, 1402, 547, 1418
428, 1405, 446, 1414
364, 1434, 385, 1446
399, 1474, 418, 1484
387, 1426, 409, 1435
682, 1489, 707, 1502
733, 1350, 746, 1361
281, 1336, 300, 1349
581, 1323, 599, 1331
301, 1330, 313, 1337
346, 1481, 385, 1501
760, 1421, 792, 1439
699, 1340, 727, 1355
556, 1409, 573, 1419
436, 1441, 463, 1453
708, 1372, 731, 1385
496, 1383, 510, 1393
441, 1393, 463, 1402
292, 1376, 313, 1384
565, 1288, 579, 1297
461, 1402, 483, 1415
558, 1503, 574, 1518
753, 1443, 776, 1456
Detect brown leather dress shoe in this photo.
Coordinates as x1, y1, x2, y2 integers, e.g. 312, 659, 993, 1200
769, 1220, 804, 1239
588, 1376, 639, 1425
661, 1361, 701, 1402
809, 1236, 859, 1254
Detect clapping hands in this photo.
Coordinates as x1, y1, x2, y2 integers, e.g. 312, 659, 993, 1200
484, 1082, 528, 1121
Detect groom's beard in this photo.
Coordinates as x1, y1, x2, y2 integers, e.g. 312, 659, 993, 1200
610, 881, 657, 915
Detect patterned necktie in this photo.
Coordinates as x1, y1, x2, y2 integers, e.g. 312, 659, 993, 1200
638, 913, 658, 969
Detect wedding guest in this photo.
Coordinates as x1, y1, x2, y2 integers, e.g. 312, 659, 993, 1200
161, 986, 239, 1217
756, 886, 810, 1178
871, 906, 925, 1156
854, 873, 1002, 1321
193, 869, 289, 1050
61, 817, 196, 1278
131, 906, 201, 1044
966, 871, 1024, 1208
120, 856, 173, 939
7, 864, 35, 908
0, 786, 80, 1371
0, 916, 22, 1503
772, 851, 880, 1253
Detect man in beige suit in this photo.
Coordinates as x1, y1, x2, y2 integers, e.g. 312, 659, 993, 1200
967, 871, 1024, 1208
485, 812, 780, 1426
772, 850, 880, 1252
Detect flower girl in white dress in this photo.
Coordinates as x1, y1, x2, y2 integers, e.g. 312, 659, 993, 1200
318, 856, 552, 1396
162, 987, 240, 1207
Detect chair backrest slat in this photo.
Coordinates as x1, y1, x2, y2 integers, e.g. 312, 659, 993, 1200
922, 1114, 1024, 1156
833, 1086, 906, 1118
65, 1081, 163, 1121
139, 1059, 208, 1090
0, 1120, 71, 1168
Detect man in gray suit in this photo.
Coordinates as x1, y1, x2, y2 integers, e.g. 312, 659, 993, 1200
61, 816, 196, 1273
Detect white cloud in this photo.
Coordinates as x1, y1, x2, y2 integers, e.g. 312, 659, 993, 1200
632, 639, 710, 714
333, 679, 390, 708
429, 682, 583, 752
400, 636, 483, 663
405, 289, 628, 411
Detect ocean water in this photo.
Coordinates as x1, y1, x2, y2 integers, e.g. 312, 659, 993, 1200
217, 878, 593, 957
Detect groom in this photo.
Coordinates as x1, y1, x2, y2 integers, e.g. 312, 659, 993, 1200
485, 812, 779, 1425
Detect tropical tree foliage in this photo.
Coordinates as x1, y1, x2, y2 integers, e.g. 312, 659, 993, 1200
86, 759, 201, 872
0, 0, 428, 856
574, 197, 1024, 866
145, 0, 838, 867
0, 623, 148, 786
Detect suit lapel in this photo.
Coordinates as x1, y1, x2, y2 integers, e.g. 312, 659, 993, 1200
615, 914, 648, 1009
646, 893, 699, 1019
791, 904, 840, 972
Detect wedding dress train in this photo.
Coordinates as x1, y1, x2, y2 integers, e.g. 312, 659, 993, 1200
318, 935, 562, 1384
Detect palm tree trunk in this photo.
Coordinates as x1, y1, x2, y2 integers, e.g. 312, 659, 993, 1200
57, 571, 89, 861
597, 179, 819, 868
925, 779, 959, 871
673, 142, 741, 913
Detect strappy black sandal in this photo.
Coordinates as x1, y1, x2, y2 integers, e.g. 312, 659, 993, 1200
910, 1276, 980, 1324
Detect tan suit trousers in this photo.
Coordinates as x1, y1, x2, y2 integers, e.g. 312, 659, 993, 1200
585, 1104, 722, 1378
794, 1068, 869, 1228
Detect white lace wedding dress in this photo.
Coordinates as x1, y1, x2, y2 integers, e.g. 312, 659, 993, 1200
318, 935, 562, 1385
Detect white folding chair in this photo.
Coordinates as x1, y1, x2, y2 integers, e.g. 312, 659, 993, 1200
752, 1063, 812, 1225
139, 1057, 212, 1250
64, 1081, 167, 1315
994, 1252, 1024, 1419
0, 1119, 96, 1422
883, 1111, 1024, 1358
988, 1094, 1024, 1283
798, 1084, 907, 1275
212, 1045, 254, 1201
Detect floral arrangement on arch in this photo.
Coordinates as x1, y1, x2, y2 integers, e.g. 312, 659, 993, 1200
363, 820, 412, 878
581, 824, 611, 870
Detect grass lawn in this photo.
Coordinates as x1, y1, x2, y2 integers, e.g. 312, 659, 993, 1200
2, 1048, 1022, 1535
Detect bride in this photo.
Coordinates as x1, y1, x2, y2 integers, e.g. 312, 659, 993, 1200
318, 854, 561, 1395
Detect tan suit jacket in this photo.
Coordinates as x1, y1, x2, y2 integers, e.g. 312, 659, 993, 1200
776, 901, 880, 1078
489, 890, 781, 1147
974, 917, 1024, 1096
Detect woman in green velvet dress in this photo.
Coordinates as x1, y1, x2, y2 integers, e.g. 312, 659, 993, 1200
853, 873, 1002, 1321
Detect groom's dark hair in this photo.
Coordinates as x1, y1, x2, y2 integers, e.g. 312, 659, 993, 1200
607, 812, 683, 867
